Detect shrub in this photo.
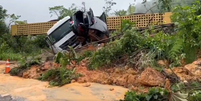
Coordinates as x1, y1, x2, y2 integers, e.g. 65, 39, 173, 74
121, 82, 201, 101
38, 68, 81, 86
87, 0, 201, 69
10, 56, 42, 76
120, 88, 169, 101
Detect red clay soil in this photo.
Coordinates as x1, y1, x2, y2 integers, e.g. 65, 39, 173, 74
22, 62, 61, 79
20, 58, 201, 94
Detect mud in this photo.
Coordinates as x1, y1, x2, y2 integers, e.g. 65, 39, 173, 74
19, 58, 201, 89
164, 58, 201, 82
20, 59, 141, 88
0, 64, 128, 101
4, 57, 200, 100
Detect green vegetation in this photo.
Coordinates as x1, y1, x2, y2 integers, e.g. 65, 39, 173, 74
47, 0, 201, 99
0, 5, 49, 62
118, 1, 201, 100
10, 56, 42, 76
0, 34, 48, 61
120, 81, 201, 101
121, 88, 169, 101
49, 0, 201, 70
87, 21, 179, 69
49, 4, 78, 20
1, 0, 201, 100
82, 0, 201, 69
0, 5, 50, 79
38, 48, 82, 86
38, 67, 81, 86
0, 5, 49, 61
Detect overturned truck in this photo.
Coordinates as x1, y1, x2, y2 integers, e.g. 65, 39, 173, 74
45, 8, 109, 54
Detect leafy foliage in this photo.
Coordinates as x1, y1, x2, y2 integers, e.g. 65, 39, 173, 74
10, 56, 42, 76
87, 20, 137, 69
121, 81, 201, 101
157, 0, 172, 12
0, 34, 48, 61
7, 14, 21, 28
171, 0, 201, 63
0, 5, 48, 61
87, 0, 201, 69
39, 68, 81, 86
189, 91, 201, 101
127, 4, 135, 15
114, 10, 128, 16
103, 0, 117, 16
0, 5, 8, 34
170, 81, 201, 101
121, 88, 169, 101
0, 5, 8, 20
54, 46, 83, 67
88, 24, 178, 69
49, 4, 78, 20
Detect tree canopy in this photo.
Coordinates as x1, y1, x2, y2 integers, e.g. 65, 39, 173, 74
49, 4, 78, 20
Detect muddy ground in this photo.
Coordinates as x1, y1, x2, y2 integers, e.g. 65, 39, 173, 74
20, 58, 201, 93
0, 64, 128, 101
1, 56, 201, 101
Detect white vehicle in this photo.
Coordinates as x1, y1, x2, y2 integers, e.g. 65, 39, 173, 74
45, 16, 80, 54
45, 8, 109, 54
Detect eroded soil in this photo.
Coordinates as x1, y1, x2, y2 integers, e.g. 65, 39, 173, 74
20, 58, 201, 93
0, 64, 128, 101
2, 57, 201, 101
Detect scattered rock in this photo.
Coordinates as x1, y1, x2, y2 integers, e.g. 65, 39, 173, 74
173, 67, 196, 81
126, 68, 138, 75
124, 65, 129, 70
114, 68, 123, 74
109, 88, 114, 91
42, 61, 53, 70
0, 94, 26, 101
71, 80, 76, 83
192, 58, 201, 65
138, 67, 165, 87
13, 56, 201, 90
185, 63, 201, 77
22, 66, 42, 79
83, 83, 91, 87
164, 78, 171, 92
157, 60, 169, 68
131, 86, 149, 93
0, 95, 12, 101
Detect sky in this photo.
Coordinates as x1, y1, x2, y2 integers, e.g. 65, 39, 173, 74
1, 0, 143, 23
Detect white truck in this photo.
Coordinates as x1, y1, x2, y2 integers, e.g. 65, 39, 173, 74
45, 8, 109, 54
45, 16, 80, 54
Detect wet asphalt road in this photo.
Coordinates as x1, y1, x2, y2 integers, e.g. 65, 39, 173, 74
0, 95, 27, 101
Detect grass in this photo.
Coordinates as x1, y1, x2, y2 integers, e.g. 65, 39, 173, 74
0, 52, 23, 61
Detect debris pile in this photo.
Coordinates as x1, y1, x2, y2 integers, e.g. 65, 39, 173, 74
18, 58, 201, 91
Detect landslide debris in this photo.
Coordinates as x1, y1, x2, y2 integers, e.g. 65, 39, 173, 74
10, 58, 200, 92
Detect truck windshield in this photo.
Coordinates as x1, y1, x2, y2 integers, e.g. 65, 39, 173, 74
49, 20, 72, 43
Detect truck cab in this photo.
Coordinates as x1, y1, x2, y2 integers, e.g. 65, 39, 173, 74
45, 16, 80, 54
